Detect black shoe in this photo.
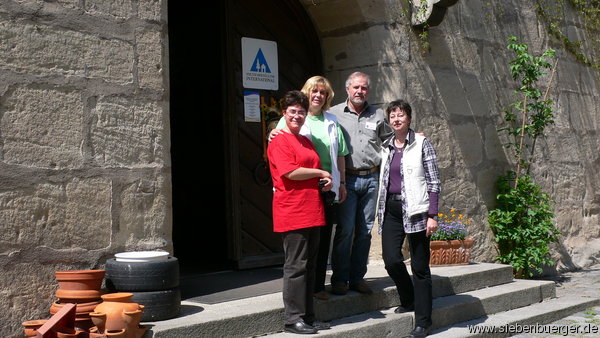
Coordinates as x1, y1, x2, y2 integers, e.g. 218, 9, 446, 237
405, 326, 430, 338
394, 304, 415, 313
307, 320, 331, 330
284, 321, 318, 334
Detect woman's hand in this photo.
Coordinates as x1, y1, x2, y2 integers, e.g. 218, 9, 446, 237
319, 172, 333, 192
268, 128, 283, 142
426, 217, 438, 237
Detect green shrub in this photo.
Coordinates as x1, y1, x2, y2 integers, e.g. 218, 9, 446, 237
489, 37, 561, 278
489, 173, 560, 278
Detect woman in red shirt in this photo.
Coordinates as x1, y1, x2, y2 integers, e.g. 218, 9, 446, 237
268, 90, 332, 334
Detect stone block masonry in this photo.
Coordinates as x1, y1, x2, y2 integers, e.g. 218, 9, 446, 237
0, 1, 170, 336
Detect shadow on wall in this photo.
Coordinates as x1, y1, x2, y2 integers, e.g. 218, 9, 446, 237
424, 32, 510, 210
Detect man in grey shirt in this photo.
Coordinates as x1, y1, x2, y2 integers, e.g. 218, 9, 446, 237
329, 71, 393, 295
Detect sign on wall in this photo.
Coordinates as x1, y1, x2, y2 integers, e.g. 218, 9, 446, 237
242, 37, 278, 90
243, 90, 261, 122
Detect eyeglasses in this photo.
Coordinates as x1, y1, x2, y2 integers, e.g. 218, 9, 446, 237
286, 108, 307, 117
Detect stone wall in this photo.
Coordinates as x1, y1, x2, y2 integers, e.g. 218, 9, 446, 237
302, 0, 599, 269
0, 0, 169, 335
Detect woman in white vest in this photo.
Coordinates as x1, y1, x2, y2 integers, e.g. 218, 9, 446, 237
270, 76, 349, 304
375, 99, 441, 338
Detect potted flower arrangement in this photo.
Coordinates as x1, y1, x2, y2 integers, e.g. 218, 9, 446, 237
430, 209, 474, 266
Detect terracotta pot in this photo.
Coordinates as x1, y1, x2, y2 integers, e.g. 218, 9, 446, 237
91, 293, 145, 337
22, 319, 48, 337
56, 288, 103, 301
55, 328, 77, 338
89, 326, 101, 335
73, 316, 95, 332
55, 270, 105, 290
430, 238, 475, 266
90, 326, 134, 338
106, 329, 127, 337
51, 300, 103, 315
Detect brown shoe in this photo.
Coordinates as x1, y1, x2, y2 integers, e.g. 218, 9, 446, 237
313, 291, 330, 300
331, 283, 348, 295
349, 281, 373, 294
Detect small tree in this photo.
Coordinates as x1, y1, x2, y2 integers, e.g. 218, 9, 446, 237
488, 36, 561, 278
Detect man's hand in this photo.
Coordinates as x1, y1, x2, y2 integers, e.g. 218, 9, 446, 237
338, 183, 347, 203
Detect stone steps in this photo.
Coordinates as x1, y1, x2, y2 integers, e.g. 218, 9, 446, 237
429, 295, 600, 337
262, 279, 556, 337
143, 263, 593, 337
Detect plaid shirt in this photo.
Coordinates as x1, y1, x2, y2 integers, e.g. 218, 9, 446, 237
376, 129, 441, 234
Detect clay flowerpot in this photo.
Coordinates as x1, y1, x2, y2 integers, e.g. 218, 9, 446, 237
55, 270, 106, 290
90, 328, 127, 338
90, 292, 146, 338
105, 329, 127, 337
51, 300, 103, 316
55, 327, 77, 338
56, 288, 103, 301
430, 238, 475, 266
22, 319, 48, 337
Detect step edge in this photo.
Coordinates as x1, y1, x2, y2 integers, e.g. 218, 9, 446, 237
429, 296, 600, 337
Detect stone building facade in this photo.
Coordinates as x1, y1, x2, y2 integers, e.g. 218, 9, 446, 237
0, 0, 598, 335
0, 0, 170, 334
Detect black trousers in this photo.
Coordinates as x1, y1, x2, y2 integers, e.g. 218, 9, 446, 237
381, 198, 432, 328
314, 203, 337, 293
282, 226, 320, 325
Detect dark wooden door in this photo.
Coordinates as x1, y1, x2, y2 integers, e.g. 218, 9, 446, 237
224, 0, 322, 269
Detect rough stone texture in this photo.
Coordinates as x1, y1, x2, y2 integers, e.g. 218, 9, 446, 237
306, 0, 600, 269
2, 86, 84, 168
0, 1, 170, 336
0, 178, 112, 250
0, 0, 598, 336
0, 21, 135, 83
90, 96, 165, 166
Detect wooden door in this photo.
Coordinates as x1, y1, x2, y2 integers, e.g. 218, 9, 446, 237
224, 0, 322, 269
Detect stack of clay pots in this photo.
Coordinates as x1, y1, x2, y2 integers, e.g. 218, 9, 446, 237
51, 269, 106, 333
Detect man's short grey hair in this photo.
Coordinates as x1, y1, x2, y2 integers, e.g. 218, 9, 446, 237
345, 71, 371, 88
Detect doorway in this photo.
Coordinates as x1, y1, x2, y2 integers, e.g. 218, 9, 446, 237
169, 0, 323, 273
168, 1, 231, 273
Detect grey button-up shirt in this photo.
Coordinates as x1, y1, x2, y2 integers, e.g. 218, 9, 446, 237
329, 100, 393, 171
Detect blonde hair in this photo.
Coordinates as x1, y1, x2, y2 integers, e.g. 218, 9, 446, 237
301, 76, 335, 112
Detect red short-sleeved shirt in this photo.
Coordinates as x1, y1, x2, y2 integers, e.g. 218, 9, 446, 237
268, 131, 325, 232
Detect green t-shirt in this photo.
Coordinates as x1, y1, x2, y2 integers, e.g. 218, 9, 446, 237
276, 114, 348, 173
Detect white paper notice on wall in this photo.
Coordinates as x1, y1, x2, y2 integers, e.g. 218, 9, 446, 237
242, 37, 278, 90
244, 90, 261, 122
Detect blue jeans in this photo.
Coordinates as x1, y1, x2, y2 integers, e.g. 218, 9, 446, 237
331, 171, 379, 285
